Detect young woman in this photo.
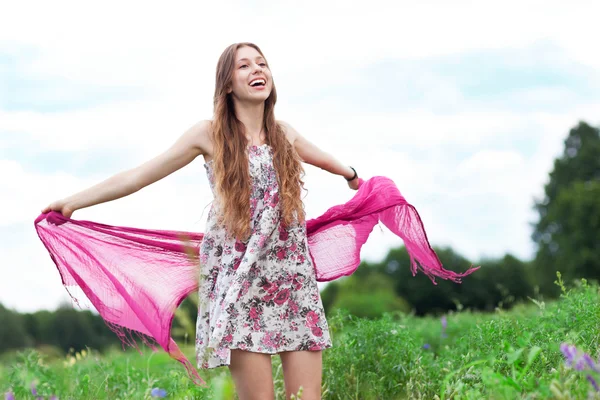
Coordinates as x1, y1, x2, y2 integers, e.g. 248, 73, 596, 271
42, 42, 360, 400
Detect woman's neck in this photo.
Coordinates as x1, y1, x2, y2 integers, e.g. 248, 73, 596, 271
233, 101, 265, 139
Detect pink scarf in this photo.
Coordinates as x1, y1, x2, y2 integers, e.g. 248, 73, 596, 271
34, 176, 478, 386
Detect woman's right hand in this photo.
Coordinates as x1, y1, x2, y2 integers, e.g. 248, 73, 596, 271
41, 199, 75, 219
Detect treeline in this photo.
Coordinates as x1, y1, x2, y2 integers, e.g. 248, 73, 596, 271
0, 121, 597, 357
321, 121, 600, 318
0, 302, 119, 356
320, 247, 535, 318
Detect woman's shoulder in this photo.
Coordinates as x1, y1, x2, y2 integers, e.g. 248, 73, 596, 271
196, 119, 213, 134
277, 120, 299, 144
188, 119, 214, 158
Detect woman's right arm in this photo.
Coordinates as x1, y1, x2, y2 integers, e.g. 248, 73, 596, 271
42, 120, 212, 218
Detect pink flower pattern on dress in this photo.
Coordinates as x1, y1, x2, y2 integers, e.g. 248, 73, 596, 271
195, 144, 332, 369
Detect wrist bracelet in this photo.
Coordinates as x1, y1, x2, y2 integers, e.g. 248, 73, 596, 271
345, 166, 358, 181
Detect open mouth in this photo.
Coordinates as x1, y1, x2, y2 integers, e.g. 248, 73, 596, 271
249, 79, 266, 87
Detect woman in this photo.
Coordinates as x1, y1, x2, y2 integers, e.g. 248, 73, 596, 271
43, 42, 359, 400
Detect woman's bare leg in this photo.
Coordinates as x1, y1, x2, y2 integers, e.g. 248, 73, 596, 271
279, 350, 322, 400
228, 349, 275, 400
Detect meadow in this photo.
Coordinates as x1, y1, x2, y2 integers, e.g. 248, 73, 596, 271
1, 277, 598, 399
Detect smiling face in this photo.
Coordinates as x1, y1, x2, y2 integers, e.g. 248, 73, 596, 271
228, 45, 273, 104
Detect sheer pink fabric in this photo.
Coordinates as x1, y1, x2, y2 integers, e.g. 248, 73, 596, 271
34, 176, 478, 386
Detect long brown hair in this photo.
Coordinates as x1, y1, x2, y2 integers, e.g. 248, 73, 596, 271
211, 42, 306, 241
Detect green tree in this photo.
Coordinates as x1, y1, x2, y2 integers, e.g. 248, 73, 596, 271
467, 254, 534, 310
0, 303, 31, 352
23, 310, 56, 347
326, 246, 533, 315
382, 246, 474, 315
532, 121, 600, 294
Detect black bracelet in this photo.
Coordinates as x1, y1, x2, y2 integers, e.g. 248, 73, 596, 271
345, 166, 357, 181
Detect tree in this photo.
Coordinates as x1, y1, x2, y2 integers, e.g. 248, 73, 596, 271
324, 245, 534, 315
50, 305, 97, 352
467, 254, 534, 310
0, 303, 31, 352
383, 246, 474, 315
23, 310, 56, 347
532, 121, 600, 294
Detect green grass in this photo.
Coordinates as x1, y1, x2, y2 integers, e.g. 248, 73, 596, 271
1, 279, 599, 399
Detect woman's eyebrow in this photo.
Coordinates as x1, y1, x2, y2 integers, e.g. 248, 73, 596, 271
236, 57, 266, 63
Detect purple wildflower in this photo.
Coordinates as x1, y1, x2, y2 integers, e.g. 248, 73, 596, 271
560, 343, 578, 367
584, 354, 600, 373
50, 396, 59, 400
151, 388, 167, 398
31, 382, 38, 396
5, 392, 15, 400
423, 343, 431, 350
441, 316, 448, 338
560, 343, 600, 392
575, 356, 587, 371
560, 343, 599, 371
587, 375, 600, 392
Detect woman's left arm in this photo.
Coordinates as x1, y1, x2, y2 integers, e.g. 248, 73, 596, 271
280, 121, 359, 190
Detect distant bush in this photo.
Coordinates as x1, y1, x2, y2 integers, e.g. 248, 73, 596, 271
327, 272, 410, 319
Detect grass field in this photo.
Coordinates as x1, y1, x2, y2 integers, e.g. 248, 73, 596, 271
1, 278, 599, 399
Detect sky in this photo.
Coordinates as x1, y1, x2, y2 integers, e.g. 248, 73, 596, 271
1, 0, 599, 312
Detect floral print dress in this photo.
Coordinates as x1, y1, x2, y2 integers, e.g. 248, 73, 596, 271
195, 144, 332, 369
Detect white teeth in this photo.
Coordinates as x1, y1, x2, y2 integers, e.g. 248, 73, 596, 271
250, 79, 265, 86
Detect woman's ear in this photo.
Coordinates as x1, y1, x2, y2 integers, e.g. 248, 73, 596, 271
226, 85, 232, 94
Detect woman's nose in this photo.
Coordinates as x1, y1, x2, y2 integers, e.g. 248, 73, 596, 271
252, 64, 263, 73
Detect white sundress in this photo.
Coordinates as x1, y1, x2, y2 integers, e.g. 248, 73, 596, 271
195, 144, 333, 369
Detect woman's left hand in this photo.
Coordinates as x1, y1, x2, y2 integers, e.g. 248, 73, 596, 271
347, 176, 360, 190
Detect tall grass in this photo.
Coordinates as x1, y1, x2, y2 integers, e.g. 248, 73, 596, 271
1, 277, 598, 399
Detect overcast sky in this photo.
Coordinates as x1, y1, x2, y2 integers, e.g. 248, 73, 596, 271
1, 0, 599, 312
